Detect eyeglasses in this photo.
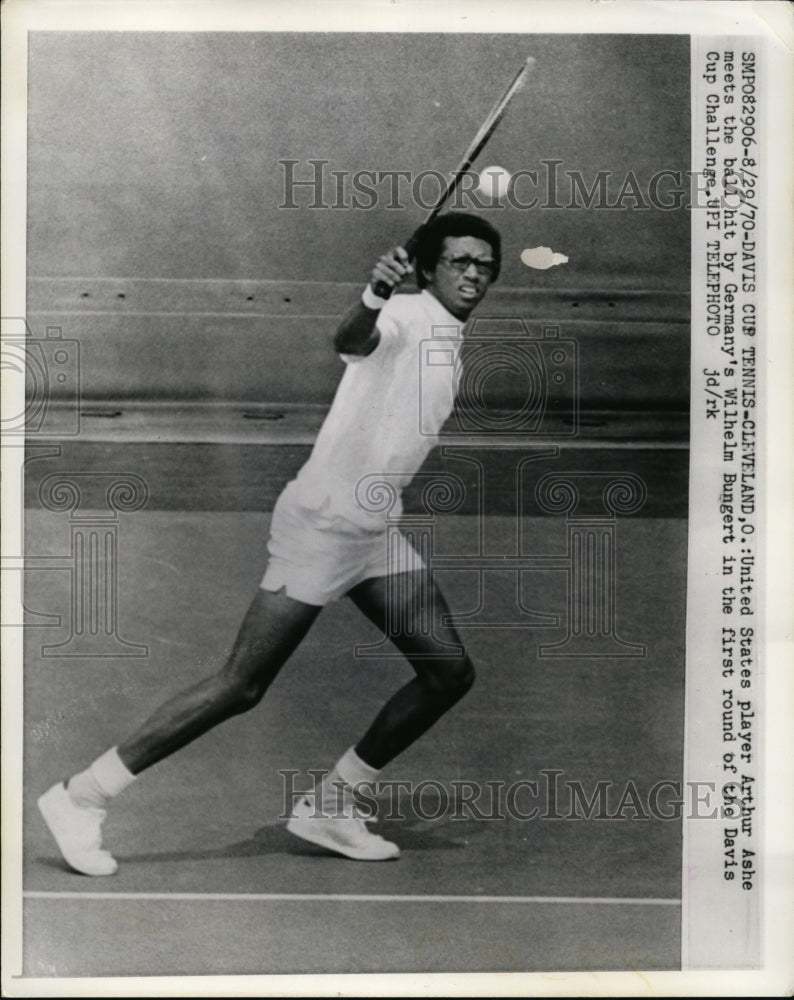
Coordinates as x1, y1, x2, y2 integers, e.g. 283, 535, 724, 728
439, 254, 496, 277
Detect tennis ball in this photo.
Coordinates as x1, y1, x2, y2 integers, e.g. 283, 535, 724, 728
476, 165, 511, 201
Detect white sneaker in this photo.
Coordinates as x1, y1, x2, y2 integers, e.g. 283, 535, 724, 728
38, 782, 118, 876
286, 795, 400, 861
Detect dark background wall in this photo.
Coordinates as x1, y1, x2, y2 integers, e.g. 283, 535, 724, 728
26, 32, 690, 407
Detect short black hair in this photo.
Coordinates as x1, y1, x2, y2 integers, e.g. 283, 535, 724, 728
414, 212, 502, 288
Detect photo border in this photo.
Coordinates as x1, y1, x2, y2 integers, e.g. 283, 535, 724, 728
2, 1, 792, 996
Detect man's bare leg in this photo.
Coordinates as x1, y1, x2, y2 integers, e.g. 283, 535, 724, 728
118, 587, 321, 773
348, 572, 475, 768
39, 587, 321, 874
287, 572, 474, 860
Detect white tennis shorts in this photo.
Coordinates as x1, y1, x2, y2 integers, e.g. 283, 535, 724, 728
260, 481, 426, 606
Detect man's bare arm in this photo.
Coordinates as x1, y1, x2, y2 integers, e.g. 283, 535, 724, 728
333, 247, 413, 356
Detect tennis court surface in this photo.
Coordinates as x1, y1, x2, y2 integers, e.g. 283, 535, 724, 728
22, 441, 686, 976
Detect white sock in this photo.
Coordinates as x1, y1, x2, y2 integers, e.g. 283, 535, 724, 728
320, 746, 380, 816
335, 746, 381, 788
67, 747, 136, 809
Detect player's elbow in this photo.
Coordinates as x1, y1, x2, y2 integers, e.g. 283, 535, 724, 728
333, 327, 353, 354
333, 327, 378, 358
333, 301, 381, 357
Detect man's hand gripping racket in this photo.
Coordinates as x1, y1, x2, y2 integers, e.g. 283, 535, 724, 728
370, 56, 535, 300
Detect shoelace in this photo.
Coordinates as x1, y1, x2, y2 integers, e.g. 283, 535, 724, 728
312, 793, 375, 822
334, 803, 383, 832
348, 816, 390, 845
84, 820, 107, 851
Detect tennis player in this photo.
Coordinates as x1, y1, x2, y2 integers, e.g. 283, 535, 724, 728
38, 212, 501, 871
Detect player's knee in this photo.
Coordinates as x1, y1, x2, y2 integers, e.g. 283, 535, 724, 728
216, 671, 267, 715
426, 656, 475, 704
451, 657, 476, 698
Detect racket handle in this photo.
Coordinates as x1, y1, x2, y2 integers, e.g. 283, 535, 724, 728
371, 279, 394, 300
370, 228, 424, 300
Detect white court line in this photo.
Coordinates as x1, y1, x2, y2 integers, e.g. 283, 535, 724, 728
24, 891, 680, 906
26, 309, 691, 327
27, 310, 347, 320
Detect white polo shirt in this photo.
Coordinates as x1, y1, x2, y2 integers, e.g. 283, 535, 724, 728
292, 289, 463, 530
